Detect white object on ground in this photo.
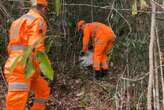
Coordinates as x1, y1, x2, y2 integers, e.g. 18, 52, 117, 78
79, 51, 93, 67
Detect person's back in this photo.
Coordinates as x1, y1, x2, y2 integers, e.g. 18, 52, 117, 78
77, 20, 116, 79
4, 0, 51, 110
85, 22, 115, 40
8, 9, 47, 56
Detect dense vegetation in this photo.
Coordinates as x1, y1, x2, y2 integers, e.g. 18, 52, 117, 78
0, 0, 164, 109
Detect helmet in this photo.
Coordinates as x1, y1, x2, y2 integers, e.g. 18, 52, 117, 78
31, 0, 48, 6
77, 20, 85, 31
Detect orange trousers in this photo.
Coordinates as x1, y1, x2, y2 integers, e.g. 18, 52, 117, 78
93, 36, 114, 71
4, 52, 50, 110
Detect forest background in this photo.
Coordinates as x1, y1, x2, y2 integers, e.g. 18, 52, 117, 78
0, 0, 164, 110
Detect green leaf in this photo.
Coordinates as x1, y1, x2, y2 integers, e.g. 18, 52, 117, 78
10, 45, 34, 76
54, 0, 61, 16
140, 0, 148, 10
25, 56, 35, 79
21, 46, 33, 64
46, 40, 53, 53
9, 46, 33, 75
36, 52, 54, 80
10, 56, 22, 74
132, 0, 138, 16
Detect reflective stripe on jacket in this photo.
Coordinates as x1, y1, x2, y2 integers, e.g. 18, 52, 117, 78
8, 9, 47, 54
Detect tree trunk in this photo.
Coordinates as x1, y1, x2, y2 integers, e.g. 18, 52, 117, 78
156, 27, 164, 109
147, 1, 156, 110
154, 41, 160, 110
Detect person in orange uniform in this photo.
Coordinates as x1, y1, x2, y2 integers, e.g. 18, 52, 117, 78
77, 20, 116, 79
3, 0, 50, 110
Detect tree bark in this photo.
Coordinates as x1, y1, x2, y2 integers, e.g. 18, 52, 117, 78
156, 27, 164, 109
154, 41, 160, 110
147, 1, 156, 110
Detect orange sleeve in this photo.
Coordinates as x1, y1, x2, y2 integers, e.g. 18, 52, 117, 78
82, 27, 91, 52
27, 18, 47, 52
109, 28, 116, 41
108, 28, 116, 49
9, 19, 28, 44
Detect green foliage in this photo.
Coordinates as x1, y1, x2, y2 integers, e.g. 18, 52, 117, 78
140, 0, 148, 10
25, 56, 35, 78
132, 0, 148, 16
54, 0, 61, 16
10, 56, 22, 74
46, 39, 54, 53
21, 46, 33, 66
10, 46, 54, 80
36, 51, 54, 80
132, 0, 138, 16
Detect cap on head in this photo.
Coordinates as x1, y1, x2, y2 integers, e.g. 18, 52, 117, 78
77, 20, 86, 31
31, 0, 48, 6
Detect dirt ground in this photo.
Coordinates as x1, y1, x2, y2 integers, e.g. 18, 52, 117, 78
0, 69, 118, 110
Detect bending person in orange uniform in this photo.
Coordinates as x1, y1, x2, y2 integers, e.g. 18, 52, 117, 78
4, 0, 50, 110
77, 20, 116, 79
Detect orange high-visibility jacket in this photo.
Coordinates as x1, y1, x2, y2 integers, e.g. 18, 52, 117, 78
82, 22, 116, 52
8, 9, 47, 54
